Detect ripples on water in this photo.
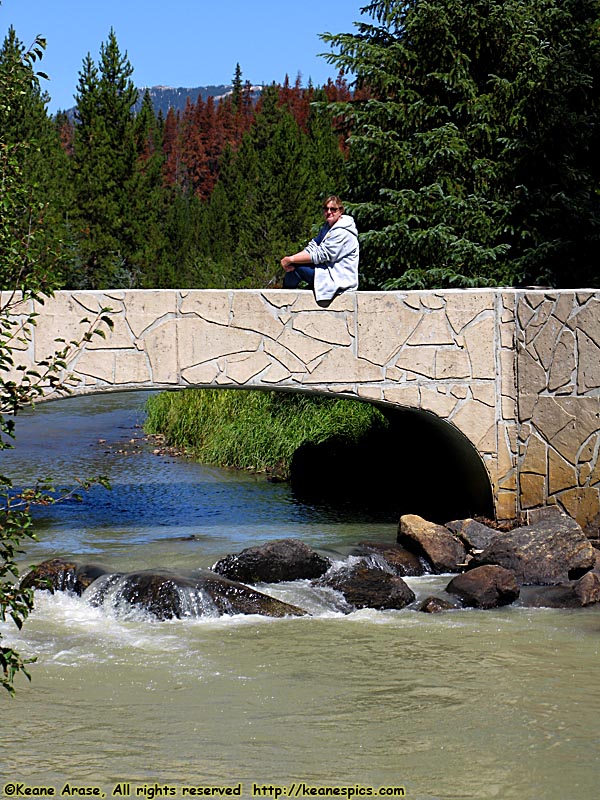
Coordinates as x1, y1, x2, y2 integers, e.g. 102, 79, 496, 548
1, 392, 600, 799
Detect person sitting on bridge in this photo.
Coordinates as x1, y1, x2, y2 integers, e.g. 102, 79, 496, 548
280, 196, 359, 304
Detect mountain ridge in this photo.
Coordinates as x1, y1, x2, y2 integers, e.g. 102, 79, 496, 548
134, 83, 264, 115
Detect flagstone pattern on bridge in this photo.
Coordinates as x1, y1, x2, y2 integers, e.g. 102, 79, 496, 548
6, 288, 599, 532
515, 291, 600, 533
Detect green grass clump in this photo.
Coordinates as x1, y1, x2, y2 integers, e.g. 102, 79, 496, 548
144, 389, 388, 479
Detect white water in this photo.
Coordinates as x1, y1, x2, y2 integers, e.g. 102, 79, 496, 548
1, 393, 599, 799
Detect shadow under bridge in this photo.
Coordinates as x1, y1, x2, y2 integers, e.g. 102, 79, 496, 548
290, 401, 495, 524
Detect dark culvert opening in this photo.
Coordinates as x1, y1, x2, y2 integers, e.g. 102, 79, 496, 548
290, 404, 494, 524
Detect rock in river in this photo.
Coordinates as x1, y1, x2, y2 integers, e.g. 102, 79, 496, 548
354, 540, 427, 576
315, 560, 416, 611
21, 558, 306, 620
521, 571, 600, 608
211, 538, 331, 584
446, 565, 520, 609
469, 511, 595, 585
20, 558, 109, 595
397, 514, 467, 573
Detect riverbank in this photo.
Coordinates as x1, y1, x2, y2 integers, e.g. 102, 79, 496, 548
144, 388, 388, 481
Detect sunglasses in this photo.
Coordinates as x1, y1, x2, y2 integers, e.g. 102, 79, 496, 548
323, 206, 340, 213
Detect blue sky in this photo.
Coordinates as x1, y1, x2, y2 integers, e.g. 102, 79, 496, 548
1, 0, 369, 112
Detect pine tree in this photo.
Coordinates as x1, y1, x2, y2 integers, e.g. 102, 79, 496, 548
203, 94, 227, 186
68, 29, 139, 288
322, 0, 600, 289
162, 106, 182, 187
231, 62, 243, 113
180, 96, 211, 198
126, 90, 168, 287
194, 176, 235, 286
241, 79, 256, 133
233, 65, 258, 142
0, 28, 47, 166
0, 27, 71, 286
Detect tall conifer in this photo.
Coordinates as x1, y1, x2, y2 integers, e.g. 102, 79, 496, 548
0, 26, 70, 286
127, 90, 168, 287
322, 0, 600, 289
69, 29, 138, 287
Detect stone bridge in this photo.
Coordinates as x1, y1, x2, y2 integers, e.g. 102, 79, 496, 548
6, 288, 600, 533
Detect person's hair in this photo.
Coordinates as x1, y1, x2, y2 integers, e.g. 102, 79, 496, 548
323, 195, 344, 214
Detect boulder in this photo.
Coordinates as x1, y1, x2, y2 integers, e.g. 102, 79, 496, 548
418, 596, 458, 613
211, 538, 330, 584
21, 558, 110, 596
446, 565, 520, 609
444, 518, 500, 552
355, 541, 427, 576
315, 561, 416, 611
469, 512, 595, 585
521, 571, 600, 608
397, 514, 467, 573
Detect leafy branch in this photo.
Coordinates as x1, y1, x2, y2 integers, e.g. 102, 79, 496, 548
1, 31, 115, 695
0, 306, 115, 696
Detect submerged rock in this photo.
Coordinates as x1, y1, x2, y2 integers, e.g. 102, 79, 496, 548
418, 596, 458, 613
21, 558, 110, 596
101, 569, 307, 620
355, 541, 427, 576
446, 565, 520, 609
397, 514, 467, 573
521, 571, 600, 608
315, 561, 416, 611
211, 538, 330, 584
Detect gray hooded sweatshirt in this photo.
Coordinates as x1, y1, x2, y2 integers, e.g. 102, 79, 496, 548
305, 214, 359, 302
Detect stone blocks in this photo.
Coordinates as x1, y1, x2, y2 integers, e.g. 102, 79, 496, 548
516, 292, 600, 532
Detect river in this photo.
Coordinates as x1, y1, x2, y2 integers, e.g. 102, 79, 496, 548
1, 392, 599, 800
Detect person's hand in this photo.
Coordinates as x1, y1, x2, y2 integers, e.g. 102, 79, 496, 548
281, 257, 295, 272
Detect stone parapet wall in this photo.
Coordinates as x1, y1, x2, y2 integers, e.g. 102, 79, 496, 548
2, 288, 598, 531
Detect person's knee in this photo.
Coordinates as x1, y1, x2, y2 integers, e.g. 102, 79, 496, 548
295, 266, 315, 287
283, 272, 299, 289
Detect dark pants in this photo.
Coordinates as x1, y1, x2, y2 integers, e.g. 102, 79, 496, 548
283, 265, 315, 289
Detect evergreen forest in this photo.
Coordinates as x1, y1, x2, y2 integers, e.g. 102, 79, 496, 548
2, 0, 600, 295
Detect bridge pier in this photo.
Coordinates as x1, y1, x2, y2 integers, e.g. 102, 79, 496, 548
4, 288, 599, 533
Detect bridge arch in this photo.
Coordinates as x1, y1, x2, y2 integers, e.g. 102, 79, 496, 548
37, 382, 495, 524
